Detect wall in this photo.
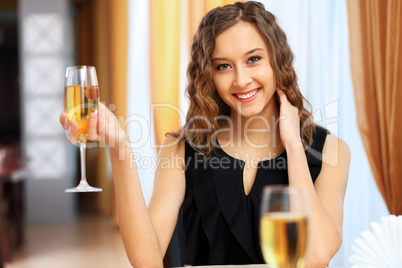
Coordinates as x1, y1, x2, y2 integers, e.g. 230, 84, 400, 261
19, 0, 76, 223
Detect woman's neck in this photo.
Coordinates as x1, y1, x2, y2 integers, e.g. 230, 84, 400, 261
221, 103, 282, 148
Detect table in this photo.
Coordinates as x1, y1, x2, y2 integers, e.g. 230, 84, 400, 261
182, 266, 270, 268
0, 155, 28, 268
180, 265, 340, 267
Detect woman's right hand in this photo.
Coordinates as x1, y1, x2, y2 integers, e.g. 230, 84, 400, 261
60, 102, 125, 147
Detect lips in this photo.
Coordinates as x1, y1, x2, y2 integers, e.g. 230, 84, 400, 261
233, 88, 261, 102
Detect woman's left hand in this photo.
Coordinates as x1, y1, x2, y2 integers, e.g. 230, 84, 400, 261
276, 88, 302, 149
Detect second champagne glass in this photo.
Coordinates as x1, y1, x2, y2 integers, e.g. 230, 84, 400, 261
260, 186, 309, 268
64, 65, 102, 192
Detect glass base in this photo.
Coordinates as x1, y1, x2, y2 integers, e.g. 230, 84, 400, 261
65, 180, 102, 193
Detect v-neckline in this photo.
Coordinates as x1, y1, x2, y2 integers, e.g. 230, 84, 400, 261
215, 140, 286, 197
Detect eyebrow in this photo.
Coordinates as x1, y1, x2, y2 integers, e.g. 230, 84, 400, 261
211, 47, 264, 62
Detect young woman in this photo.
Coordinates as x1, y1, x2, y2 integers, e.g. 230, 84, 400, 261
61, 2, 350, 267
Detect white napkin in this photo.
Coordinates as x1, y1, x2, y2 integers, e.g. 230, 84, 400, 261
349, 215, 402, 268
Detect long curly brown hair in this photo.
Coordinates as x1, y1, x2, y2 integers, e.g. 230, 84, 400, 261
169, 1, 315, 156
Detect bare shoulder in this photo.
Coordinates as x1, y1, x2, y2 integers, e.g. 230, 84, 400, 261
150, 134, 186, 212
322, 134, 351, 169
158, 134, 186, 171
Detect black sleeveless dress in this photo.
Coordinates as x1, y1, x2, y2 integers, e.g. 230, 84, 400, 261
179, 127, 329, 265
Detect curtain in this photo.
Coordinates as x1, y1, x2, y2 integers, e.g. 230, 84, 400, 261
149, 0, 181, 147
257, 0, 389, 266
92, 0, 112, 216
75, 0, 128, 220
75, 0, 112, 214
347, 0, 402, 215
188, 0, 241, 47
127, 0, 154, 207
108, 0, 129, 224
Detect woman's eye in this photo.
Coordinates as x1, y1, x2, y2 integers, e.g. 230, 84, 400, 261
217, 64, 230, 70
248, 56, 261, 63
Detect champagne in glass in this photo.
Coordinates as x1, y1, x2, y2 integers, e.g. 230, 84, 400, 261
260, 186, 309, 268
64, 66, 102, 192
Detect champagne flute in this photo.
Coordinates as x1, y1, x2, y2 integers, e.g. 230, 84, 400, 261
260, 186, 309, 268
64, 66, 102, 192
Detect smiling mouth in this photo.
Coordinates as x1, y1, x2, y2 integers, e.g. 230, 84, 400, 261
233, 88, 261, 100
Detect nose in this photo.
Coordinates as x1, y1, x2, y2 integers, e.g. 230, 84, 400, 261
233, 67, 252, 87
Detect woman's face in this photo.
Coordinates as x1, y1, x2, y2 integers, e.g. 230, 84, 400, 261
211, 21, 277, 119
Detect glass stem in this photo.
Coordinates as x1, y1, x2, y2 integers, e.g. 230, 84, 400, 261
80, 142, 87, 183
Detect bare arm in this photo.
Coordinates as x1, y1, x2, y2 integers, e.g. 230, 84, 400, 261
110, 133, 185, 267
60, 103, 186, 267
286, 135, 350, 267
276, 88, 350, 267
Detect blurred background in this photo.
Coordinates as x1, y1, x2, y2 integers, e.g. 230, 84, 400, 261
0, 0, 400, 267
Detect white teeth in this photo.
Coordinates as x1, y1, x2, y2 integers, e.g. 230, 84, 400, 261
236, 89, 258, 99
